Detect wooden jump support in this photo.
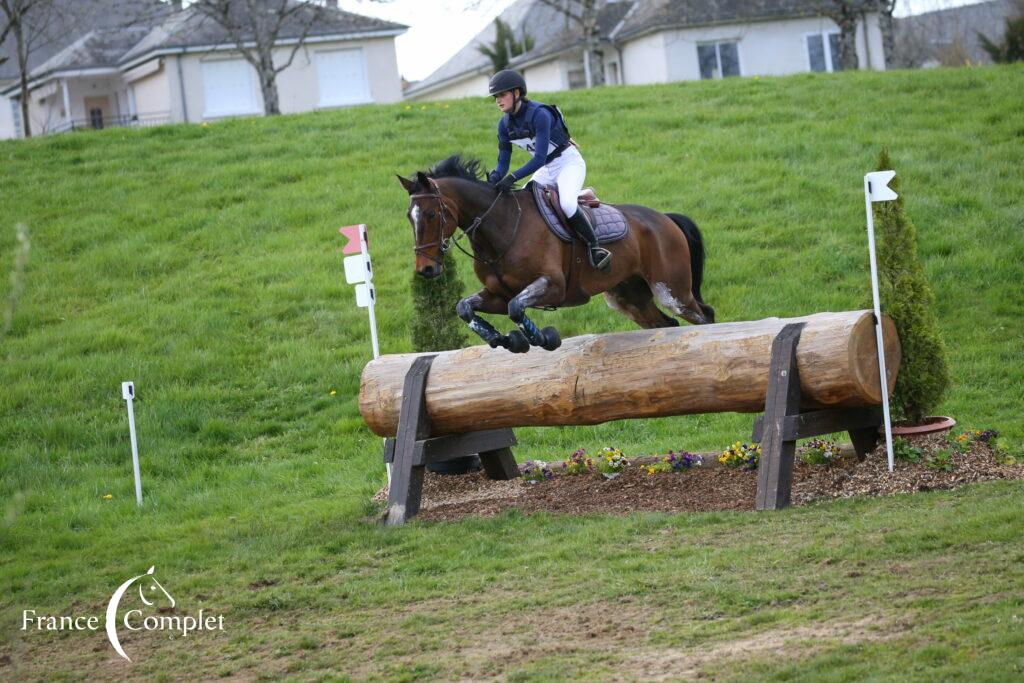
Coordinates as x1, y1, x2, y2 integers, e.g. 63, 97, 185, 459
365, 311, 900, 524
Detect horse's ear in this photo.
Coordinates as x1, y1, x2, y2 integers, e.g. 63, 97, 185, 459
397, 174, 415, 193
416, 171, 430, 187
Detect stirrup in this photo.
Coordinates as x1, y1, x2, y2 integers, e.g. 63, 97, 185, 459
589, 246, 612, 273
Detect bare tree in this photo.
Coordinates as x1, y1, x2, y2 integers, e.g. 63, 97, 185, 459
1, 0, 58, 137
535, 0, 604, 88
818, 1, 898, 70
191, 0, 340, 116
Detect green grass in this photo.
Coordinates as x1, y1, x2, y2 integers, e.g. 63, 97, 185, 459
1, 65, 1023, 680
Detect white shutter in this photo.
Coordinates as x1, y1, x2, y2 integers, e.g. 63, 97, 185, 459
202, 59, 258, 117
316, 49, 371, 107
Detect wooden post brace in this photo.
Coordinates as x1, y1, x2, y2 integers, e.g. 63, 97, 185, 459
754, 323, 882, 510
384, 355, 518, 526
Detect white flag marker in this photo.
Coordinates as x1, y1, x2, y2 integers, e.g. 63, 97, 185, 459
339, 224, 387, 485
864, 171, 898, 472
121, 381, 143, 506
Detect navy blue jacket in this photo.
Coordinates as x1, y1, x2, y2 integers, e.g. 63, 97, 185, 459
488, 99, 572, 183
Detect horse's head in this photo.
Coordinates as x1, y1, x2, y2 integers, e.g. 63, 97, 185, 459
398, 172, 459, 279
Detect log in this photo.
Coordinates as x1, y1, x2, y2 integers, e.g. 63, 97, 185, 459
359, 310, 900, 438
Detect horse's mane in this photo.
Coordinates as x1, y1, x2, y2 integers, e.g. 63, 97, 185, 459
409, 155, 489, 193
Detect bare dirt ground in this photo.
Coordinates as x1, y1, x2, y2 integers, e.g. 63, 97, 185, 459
381, 434, 1023, 523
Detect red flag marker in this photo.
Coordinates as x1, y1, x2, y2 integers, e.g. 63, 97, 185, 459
339, 225, 362, 254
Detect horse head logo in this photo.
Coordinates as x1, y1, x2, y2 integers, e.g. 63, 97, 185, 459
105, 566, 175, 662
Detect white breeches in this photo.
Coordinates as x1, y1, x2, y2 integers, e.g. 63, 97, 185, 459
531, 145, 586, 218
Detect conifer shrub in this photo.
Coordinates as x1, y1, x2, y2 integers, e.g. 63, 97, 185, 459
873, 149, 951, 424
409, 251, 467, 352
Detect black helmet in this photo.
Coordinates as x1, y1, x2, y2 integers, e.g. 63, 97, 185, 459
488, 69, 526, 97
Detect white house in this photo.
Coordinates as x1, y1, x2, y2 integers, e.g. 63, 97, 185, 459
405, 0, 886, 101
0, 0, 406, 139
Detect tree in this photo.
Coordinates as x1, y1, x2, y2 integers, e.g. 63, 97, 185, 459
872, 149, 950, 424
191, 0, 336, 116
477, 16, 533, 72
978, 0, 1024, 63
409, 251, 467, 353
820, 1, 897, 71
536, 0, 604, 88
0, 0, 57, 138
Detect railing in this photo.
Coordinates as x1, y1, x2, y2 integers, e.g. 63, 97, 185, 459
46, 112, 172, 135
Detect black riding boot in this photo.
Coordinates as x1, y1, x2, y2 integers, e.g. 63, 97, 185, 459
567, 209, 612, 273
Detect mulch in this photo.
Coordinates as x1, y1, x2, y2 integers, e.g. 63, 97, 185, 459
374, 433, 1022, 523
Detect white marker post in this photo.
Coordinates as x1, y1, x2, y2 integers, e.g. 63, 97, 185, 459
864, 171, 898, 472
121, 381, 143, 506
339, 225, 389, 485
340, 224, 379, 359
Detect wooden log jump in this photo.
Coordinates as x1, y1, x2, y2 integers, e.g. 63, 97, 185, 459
364, 311, 901, 524
360, 311, 899, 437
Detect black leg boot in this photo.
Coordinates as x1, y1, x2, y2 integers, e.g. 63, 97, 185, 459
567, 209, 612, 273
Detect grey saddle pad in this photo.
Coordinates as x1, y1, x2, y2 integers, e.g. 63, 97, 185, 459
529, 182, 628, 245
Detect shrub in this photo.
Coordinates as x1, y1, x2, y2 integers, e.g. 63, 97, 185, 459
410, 251, 467, 352
873, 149, 950, 424
977, 2, 1024, 64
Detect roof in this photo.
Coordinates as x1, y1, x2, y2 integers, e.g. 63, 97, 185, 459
613, 0, 842, 41
893, 0, 1017, 67
407, 0, 854, 96
508, 1, 634, 69
0, 0, 172, 80
405, 0, 546, 97
120, 2, 407, 66
3, 0, 407, 90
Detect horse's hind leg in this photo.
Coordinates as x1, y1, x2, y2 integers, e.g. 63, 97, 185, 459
604, 276, 679, 329
650, 281, 712, 325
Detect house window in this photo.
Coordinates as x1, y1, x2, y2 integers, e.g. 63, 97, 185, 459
567, 68, 586, 90
201, 59, 259, 117
807, 32, 843, 72
697, 42, 740, 80
315, 49, 371, 107
11, 99, 22, 138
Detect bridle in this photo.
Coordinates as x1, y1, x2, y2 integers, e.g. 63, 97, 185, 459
408, 179, 524, 273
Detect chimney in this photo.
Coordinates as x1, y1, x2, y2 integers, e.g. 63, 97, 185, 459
325, 0, 339, 8
171, 0, 183, 11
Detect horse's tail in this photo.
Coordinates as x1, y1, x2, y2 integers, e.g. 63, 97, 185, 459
666, 213, 715, 323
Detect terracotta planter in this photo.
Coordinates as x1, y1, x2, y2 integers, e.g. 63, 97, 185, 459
885, 416, 957, 437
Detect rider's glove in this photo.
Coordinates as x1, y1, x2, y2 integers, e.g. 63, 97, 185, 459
492, 174, 517, 193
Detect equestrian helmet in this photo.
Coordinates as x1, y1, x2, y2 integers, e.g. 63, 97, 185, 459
488, 69, 527, 97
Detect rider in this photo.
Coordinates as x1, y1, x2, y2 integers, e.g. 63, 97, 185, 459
486, 69, 612, 273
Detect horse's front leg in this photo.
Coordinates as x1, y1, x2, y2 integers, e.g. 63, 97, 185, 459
507, 276, 563, 352
456, 289, 519, 350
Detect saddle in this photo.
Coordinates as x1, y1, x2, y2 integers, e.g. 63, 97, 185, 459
529, 182, 628, 245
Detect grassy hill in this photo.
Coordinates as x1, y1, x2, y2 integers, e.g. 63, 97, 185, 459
1, 65, 1022, 680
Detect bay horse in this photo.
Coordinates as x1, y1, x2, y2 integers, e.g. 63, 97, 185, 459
398, 155, 714, 353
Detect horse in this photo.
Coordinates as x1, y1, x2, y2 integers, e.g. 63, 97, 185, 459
397, 155, 715, 353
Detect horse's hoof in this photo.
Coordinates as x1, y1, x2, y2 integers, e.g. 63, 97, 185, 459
488, 335, 509, 349
540, 326, 561, 351
506, 330, 530, 354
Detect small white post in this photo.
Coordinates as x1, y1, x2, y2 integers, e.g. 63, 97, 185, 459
121, 381, 143, 506
360, 225, 380, 360
864, 171, 897, 472
340, 224, 387, 485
